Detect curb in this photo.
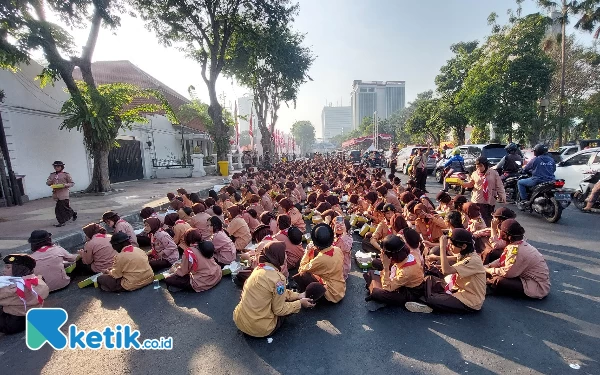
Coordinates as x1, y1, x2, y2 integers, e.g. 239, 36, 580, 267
4, 187, 215, 256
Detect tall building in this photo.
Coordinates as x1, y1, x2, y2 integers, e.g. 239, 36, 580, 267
321, 105, 352, 141
236, 94, 253, 133
351, 80, 405, 130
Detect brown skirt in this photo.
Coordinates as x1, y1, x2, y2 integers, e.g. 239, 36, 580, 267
55, 199, 75, 224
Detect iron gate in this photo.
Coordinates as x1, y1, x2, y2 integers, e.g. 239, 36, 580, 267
108, 140, 144, 183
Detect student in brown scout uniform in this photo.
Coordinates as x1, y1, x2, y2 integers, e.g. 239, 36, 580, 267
278, 198, 306, 233
226, 206, 252, 251
28, 230, 78, 292
362, 203, 394, 254
209, 216, 237, 267
96, 233, 154, 292
477, 207, 517, 264
144, 217, 179, 271
164, 212, 192, 256
293, 223, 346, 304
273, 215, 304, 270
406, 229, 486, 314
164, 229, 222, 293
102, 211, 139, 247
46, 161, 77, 227
364, 235, 425, 311
233, 241, 316, 337
485, 219, 550, 299
0, 254, 50, 334
460, 156, 506, 226
413, 203, 448, 245
77, 223, 117, 275
189, 203, 213, 240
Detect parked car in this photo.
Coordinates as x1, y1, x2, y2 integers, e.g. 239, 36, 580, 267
348, 150, 362, 164
556, 140, 600, 160
396, 146, 436, 175
461, 144, 507, 173
555, 147, 600, 191
363, 151, 383, 167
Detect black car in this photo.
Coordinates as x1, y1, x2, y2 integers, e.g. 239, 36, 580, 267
349, 150, 362, 164
462, 144, 507, 173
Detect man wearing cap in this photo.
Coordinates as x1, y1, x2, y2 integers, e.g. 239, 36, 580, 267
485, 219, 550, 299
96, 233, 154, 292
461, 156, 505, 226
102, 211, 139, 247
365, 235, 424, 311
46, 161, 77, 227
406, 228, 486, 314
233, 241, 316, 337
0, 254, 49, 334
28, 230, 78, 291
294, 223, 346, 303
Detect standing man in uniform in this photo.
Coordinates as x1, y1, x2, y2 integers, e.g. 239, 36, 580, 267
46, 161, 77, 227
411, 148, 429, 192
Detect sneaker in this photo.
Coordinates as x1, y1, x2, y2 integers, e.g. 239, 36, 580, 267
366, 300, 387, 312
54, 223, 66, 227
405, 302, 433, 313
72, 212, 78, 221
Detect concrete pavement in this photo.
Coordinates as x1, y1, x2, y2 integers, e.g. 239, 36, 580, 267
0, 175, 599, 375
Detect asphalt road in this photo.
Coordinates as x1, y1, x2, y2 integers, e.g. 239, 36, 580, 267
1, 175, 599, 375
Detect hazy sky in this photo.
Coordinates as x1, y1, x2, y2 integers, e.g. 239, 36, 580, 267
61, 0, 595, 137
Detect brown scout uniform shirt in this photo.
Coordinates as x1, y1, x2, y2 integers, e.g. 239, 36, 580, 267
82, 234, 118, 273
233, 263, 301, 337
189, 212, 213, 240
380, 253, 424, 292
114, 219, 139, 247
469, 168, 506, 205
176, 245, 222, 292
298, 246, 346, 303
46, 171, 74, 200
108, 246, 154, 291
30, 245, 78, 291
0, 275, 49, 316
450, 254, 486, 310
227, 216, 252, 251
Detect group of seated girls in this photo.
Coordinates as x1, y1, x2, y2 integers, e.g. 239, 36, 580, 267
1, 158, 552, 338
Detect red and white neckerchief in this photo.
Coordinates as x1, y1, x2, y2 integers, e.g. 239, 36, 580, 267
11, 276, 44, 311
390, 254, 417, 276
425, 223, 433, 241
37, 246, 52, 253
185, 247, 199, 272
122, 245, 134, 253
499, 240, 523, 266
256, 263, 276, 271
262, 235, 274, 242
93, 233, 106, 239
175, 220, 186, 225
479, 172, 489, 201
444, 274, 458, 294
277, 229, 289, 237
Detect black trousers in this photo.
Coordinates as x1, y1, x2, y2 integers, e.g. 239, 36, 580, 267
164, 274, 194, 290
419, 275, 477, 313
487, 275, 525, 297
364, 272, 424, 306
149, 259, 172, 272
55, 199, 75, 224
137, 233, 152, 247
0, 309, 26, 334
476, 203, 494, 227
97, 275, 127, 292
415, 168, 427, 192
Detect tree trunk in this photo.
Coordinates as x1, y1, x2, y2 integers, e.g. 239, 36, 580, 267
259, 126, 273, 154
85, 144, 111, 193
206, 79, 228, 165
558, 5, 567, 147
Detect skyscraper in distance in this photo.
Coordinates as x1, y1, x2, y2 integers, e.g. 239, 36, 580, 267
321, 105, 352, 141
351, 80, 405, 130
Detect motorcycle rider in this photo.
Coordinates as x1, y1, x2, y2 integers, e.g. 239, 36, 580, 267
517, 144, 556, 209
495, 143, 522, 180
442, 148, 465, 192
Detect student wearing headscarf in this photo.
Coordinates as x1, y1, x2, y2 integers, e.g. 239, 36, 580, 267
164, 212, 192, 255
294, 224, 346, 303
209, 216, 237, 266
485, 219, 550, 299
364, 235, 424, 311
96, 233, 154, 293
479, 207, 517, 264
189, 203, 212, 240
278, 198, 306, 233
227, 206, 252, 251
0, 254, 49, 334
461, 156, 506, 226
145, 217, 179, 271
102, 211, 139, 247
273, 215, 304, 270
233, 241, 316, 337
27, 230, 78, 292
138, 207, 161, 246
77, 223, 117, 275
164, 229, 222, 293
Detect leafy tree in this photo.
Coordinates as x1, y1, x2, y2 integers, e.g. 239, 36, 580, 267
225, 19, 313, 154
573, 91, 600, 138
1, 0, 139, 192
404, 91, 448, 145
459, 13, 554, 146
290, 121, 316, 155
575, 0, 600, 38
435, 41, 481, 145
133, 0, 295, 165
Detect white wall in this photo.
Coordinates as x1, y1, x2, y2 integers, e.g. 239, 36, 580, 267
0, 62, 92, 200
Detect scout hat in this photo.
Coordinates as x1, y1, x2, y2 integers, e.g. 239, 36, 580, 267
3, 254, 36, 270
52, 161, 65, 166
382, 203, 396, 213
450, 228, 473, 245
102, 211, 118, 221
110, 232, 130, 245
492, 207, 517, 220
311, 223, 334, 250
27, 230, 52, 244
287, 226, 303, 246
500, 219, 525, 236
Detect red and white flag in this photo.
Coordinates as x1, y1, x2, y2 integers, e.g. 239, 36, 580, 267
248, 107, 254, 137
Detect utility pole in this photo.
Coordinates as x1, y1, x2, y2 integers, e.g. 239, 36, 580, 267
0, 110, 22, 206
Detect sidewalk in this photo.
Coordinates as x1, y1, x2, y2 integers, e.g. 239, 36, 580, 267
0, 174, 234, 257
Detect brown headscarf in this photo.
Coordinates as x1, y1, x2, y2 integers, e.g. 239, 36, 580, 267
83, 223, 106, 239
227, 205, 241, 218
170, 199, 184, 211
163, 213, 180, 227
192, 203, 207, 214
259, 241, 286, 271
145, 217, 162, 233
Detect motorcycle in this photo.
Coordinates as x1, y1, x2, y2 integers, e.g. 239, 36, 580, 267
572, 171, 600, 213
507, 172, 572, 223
443, 168, 468, 194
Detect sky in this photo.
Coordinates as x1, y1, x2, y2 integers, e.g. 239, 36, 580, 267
59, 0, 596, 138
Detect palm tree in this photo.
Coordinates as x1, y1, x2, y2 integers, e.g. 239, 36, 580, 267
575, 0, 600, 39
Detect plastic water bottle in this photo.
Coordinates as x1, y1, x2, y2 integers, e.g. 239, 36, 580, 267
153, 279, 161, 290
